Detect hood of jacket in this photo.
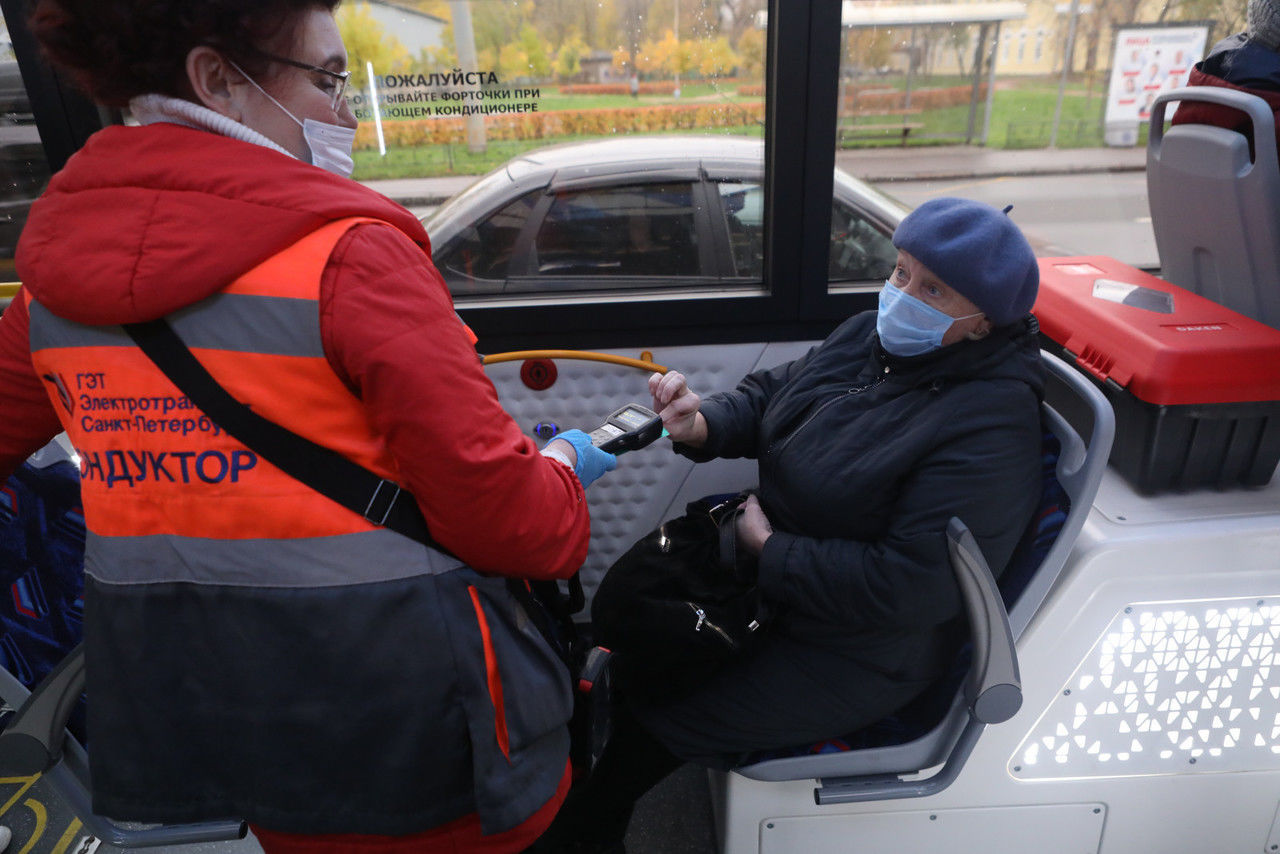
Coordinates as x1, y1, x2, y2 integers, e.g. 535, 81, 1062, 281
16, 122, 430, 326
1196, 32, 1280, 90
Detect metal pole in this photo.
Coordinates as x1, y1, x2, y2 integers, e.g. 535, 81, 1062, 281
981, 21, 1000, 145
1050, 0, 1081, 148
449, 0, 486, 153
965, 22, 989, 143
673, 0, 680, 97
904, 26, 916, 108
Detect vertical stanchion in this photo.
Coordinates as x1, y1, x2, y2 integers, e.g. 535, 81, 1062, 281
1050, 0, 1081, 148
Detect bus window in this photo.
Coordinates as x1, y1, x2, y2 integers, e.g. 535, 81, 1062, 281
827, 2, 1178, 288
0, 13, 52, 286
339, 0, 768, 302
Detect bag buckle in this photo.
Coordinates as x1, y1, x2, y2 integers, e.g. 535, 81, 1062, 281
707, 497, 741, 526
364, 480, 402, 526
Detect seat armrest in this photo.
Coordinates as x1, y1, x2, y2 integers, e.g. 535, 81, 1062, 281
946, 518, 1021, 724
0, 645, 248, 848
0, 643, 85, 775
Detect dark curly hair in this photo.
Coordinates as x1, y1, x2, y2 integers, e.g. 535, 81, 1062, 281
29, 0, 342, 107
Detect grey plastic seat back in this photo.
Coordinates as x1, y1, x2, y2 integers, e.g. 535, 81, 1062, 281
733, 350, 1115, 801
1147, 87, 1280, 331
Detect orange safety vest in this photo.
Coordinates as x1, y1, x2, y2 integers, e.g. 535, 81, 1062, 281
26, 217, 571, 837
32, 217, 407, 544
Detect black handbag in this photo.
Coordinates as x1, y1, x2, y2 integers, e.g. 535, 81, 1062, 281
591, 493, 770, 701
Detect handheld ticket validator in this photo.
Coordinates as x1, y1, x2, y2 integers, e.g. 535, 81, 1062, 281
589, 404, 666, 454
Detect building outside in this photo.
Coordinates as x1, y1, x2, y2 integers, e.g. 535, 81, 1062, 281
853, 0, 1196, 79
356, 0, 447, 57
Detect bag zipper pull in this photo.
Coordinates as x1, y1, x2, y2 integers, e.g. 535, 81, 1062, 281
691, 604, 707, 631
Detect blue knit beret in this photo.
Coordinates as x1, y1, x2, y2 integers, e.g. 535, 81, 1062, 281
891, 197, 1038, 327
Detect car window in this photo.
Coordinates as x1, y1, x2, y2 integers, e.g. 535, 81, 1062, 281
716, 180, 894, 283
529, 182, 702, 279
0, 55, 51, 291
435, 190, 539, 295
828, 196, 896, 282
717, 181, 764, 278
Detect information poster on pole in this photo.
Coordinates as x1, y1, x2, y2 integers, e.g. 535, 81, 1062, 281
1104, 23, 1210, 146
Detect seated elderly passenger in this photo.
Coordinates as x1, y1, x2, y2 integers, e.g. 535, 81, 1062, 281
532, 197, 1046, 853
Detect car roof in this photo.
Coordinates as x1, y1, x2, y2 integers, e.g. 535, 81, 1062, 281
504, 135, 766, 177
423, 134, 910, 245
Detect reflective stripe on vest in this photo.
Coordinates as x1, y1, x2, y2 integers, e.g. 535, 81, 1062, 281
29, 217, 464, 585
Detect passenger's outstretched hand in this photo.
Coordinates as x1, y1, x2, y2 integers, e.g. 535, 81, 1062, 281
648, 370, 708, 447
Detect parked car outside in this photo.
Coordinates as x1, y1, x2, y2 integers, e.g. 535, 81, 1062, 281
422, 136, 909, 298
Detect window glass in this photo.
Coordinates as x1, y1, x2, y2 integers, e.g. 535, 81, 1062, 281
828, 197, 896, 283
528, 182, 701, 281
832, 1, 1182, 281
716, 180, 894, 284
435, 190, 538, 295
717, 181, 763, 278
338, 0, 767, 302
0, 19, 52, 292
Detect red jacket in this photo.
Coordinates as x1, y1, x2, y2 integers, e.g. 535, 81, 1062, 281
1172, 34, 1280, 142
2, 122, 591, 850
5, 122, 589, 578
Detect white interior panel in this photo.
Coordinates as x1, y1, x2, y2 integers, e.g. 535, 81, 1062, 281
758, 803, 1106, 854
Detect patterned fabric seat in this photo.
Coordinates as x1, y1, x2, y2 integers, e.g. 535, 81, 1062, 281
0, 459, 87, 742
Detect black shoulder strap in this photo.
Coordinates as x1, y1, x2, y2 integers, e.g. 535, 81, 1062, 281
122, 318, 438, 549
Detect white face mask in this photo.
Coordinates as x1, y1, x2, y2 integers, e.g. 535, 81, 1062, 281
229, 60, 356, 178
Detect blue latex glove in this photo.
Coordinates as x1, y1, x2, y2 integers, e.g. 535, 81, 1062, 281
552, 429, 618, 488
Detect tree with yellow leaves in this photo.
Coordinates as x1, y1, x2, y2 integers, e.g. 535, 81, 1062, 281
337, 2, 413, 90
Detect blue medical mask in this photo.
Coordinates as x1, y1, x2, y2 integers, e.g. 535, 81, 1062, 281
229, 60, 356, 178
876, 281, 981, 357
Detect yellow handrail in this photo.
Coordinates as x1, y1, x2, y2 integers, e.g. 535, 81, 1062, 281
481, 349, 668, 374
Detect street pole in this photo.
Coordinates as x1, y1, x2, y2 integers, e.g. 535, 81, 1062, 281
1050, 0, 1081, 148
449, 0, 486, 153
673, 0, 680, 97
981, 21, 1000, 144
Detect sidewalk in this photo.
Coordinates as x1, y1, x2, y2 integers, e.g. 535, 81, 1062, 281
361, 144, 1150, 208
837, 143, 1148, 183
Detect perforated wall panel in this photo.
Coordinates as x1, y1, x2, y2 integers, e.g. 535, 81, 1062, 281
486, 344, 784, 600
1013, 596, 1280, 779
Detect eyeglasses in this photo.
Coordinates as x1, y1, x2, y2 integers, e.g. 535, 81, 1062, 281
254, 50, 350, 111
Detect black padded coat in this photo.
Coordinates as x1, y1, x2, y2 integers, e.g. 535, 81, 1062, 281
638, 311, 1044, 764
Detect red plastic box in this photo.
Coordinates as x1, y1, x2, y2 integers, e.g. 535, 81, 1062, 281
1034, 256, 1280, 492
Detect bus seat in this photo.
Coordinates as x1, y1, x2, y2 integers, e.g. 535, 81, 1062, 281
0, 456, 88, 744
0, 643, 248, 847
0, 444, 246, 847
728, 351, 1115, 805
1147, 87, 1280, 331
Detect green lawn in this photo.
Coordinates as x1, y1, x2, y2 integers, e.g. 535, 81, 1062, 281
352, 126, 763, 180
351, 76, 1141, 181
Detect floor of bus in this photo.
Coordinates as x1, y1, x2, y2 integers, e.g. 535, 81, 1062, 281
0, 760, 715, 853
626, 763, 717, 853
